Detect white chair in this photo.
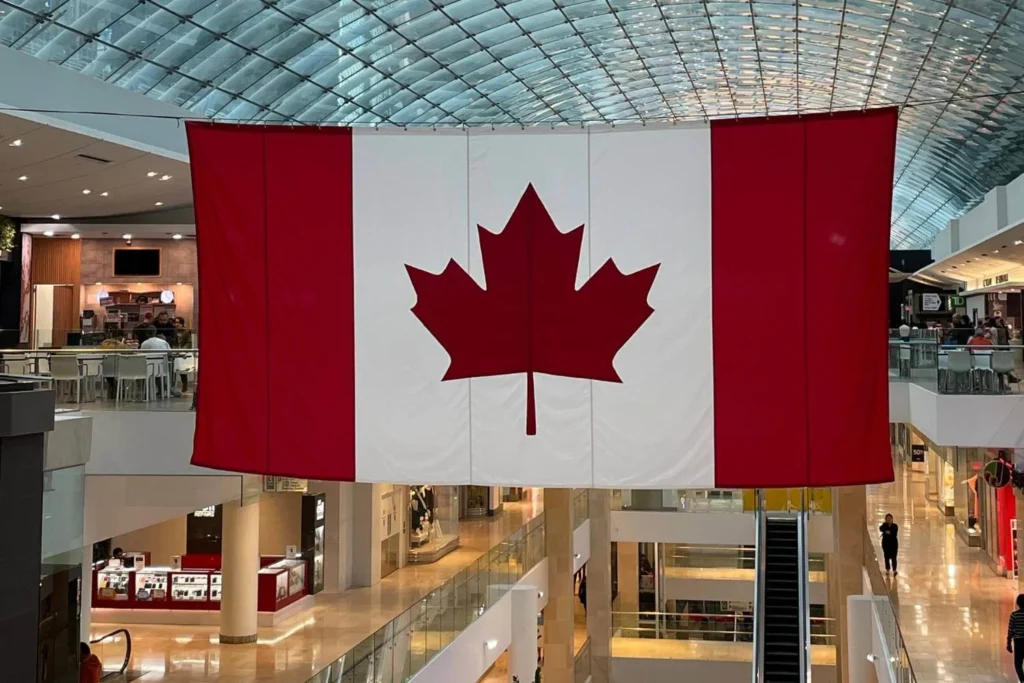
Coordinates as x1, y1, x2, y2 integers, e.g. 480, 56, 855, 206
971, 351, 994, 392
80, 356, 102, 401
992, 351, 1019, 392
101, 355, 120, 400
115, 356, 150, 404
50, 355, 84, 404
1, 354, 32, 375
946, 350, 972, 393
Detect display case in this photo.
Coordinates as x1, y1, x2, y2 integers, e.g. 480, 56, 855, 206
172, 572, 210, 603
210, 573, 223, 602
408, 485, 460, 564
95, 567, 134, 606
257, 559, 308, 611
134, 569, 169, 602
302, 493, 326, 595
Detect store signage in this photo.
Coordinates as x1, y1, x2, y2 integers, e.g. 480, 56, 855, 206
316, 498, 325, 522
911, 444, 926, 463
984, 277, 994, 288
193, 506, 216, 518
949, 295, 964, 307
997, 273, 1010, 284
263, 476, 308, 493
921, 293, 942, 311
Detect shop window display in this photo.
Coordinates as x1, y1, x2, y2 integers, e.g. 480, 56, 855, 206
408, 485, 460, 563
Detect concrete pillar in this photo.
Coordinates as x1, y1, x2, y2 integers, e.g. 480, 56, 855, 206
587, 489, 611, 683
352, 483, 382, 587
81, 549, 92, 641
542, 488, 575, 683
616, 542, 638, 613
829, 486, 867, 683
509, 585, 540, 683
219, 499, 259, 644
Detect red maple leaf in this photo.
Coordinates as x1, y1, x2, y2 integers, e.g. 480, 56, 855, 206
406, 184, 659, 435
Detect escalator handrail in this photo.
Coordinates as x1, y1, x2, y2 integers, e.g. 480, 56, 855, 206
795, 491, 811, 683
89, 628, 131, 676
751, 489, 767, 683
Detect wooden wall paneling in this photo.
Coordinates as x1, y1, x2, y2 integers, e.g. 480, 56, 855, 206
51, 286, 76, 347
30, 239, 81, 286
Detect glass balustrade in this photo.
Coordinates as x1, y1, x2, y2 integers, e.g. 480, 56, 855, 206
306, 514, 545, 683
612, 488, 832, 514
611, 611, 835, 645
889, 339, 1024, 395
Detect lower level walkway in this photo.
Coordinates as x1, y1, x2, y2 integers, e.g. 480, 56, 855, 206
91, 498, 542, 683
867, 467, 1020, 683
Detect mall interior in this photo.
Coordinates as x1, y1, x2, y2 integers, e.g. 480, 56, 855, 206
6, 2, 1024, 683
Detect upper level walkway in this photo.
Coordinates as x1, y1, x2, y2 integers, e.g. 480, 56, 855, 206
867, 466, 1019, 683
91, 499, 542, 683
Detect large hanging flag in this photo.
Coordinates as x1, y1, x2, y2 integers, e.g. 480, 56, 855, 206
187, 109, 897, 488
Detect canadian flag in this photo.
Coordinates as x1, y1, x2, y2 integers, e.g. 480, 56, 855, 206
187, 110, 896, 489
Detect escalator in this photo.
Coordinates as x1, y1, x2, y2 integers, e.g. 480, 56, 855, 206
753, 493, 809, 683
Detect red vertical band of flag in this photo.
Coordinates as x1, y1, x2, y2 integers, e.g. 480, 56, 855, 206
711, 109, 897, 488
187, 122, 356, 480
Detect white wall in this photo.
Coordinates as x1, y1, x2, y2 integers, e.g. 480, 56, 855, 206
44, 413, 92, 472
574, 519, 591, 573
84, 474, 240, 545
965, 294, 987, 322
612, 511, 833, 554
930, 222, 955, 262
85, 411, 212, 476
35, 284, 53, 347
959, 187, 1006, 248
892, 381, 1024, 448
664, 574, 828, 605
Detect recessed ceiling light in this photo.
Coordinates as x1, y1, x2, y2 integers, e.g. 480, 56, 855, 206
82, 189, 91, 195
8, 139, 22, 147
71, 233, 80, 240
17, 175, 27, 181
50, 214, 59, 220
176, 282, 183, 286
122, 234, 132, 240
994, 250, 1000, 254
160, 174, 172, 181
1016, 241, 1024, 246
95, 282, 102, 286
147, 171, 157, 177
100, 192, 109, 197
43, 230, 54, 237
172, 233, 183, 240
154, 201, 163, 206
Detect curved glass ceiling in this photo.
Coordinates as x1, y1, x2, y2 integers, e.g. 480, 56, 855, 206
3, 0, 1024, 247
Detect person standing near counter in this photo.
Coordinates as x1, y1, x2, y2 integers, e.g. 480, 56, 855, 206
173, 316, 192, 394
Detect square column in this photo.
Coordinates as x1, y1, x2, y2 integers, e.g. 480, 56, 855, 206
587, 489, 611, 683
509, 585, 540, 683
542, 488, 575, 683
829, 485, 867, 683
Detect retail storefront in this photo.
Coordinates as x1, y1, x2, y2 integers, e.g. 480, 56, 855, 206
408, 485, 460, 564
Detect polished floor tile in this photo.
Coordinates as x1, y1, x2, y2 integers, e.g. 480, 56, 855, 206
91, 499, 542, 682
868, 467, 1020, 683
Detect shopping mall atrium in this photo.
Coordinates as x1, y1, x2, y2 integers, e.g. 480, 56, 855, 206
7, 1, 1024, 682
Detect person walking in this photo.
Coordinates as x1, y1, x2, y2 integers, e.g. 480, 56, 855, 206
880, 513, 899, 576
1007, 594, 1024, 681
79, 642, 102, 683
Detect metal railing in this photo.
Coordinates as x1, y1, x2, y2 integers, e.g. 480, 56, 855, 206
306, 514, 545, 683
662, 544, 827, 574
573, 637, 591, 683
889, 340, 1024, 394
573, 489, 589, 529
89, 628, 131, 677
612, 488, 833, 514
610, 611, 835, 645
863, 527, 918, 683
0, 348, 197, 409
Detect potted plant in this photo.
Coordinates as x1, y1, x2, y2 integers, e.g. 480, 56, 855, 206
0, 216, 14, 261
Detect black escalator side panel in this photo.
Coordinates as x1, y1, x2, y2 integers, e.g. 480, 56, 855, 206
762, 518, 801, 683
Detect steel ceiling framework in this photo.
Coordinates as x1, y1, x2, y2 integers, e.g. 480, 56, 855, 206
3, 0, 1024, 247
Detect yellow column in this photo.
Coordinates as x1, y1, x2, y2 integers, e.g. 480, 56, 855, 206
829, 485, 867, 683
542, 488, 575, 683
587, 489, 611, 683
219, 499, 260, 644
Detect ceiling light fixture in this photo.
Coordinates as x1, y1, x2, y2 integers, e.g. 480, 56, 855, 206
82, 189, 91, 195
50, 214, 59, 220
994, 250, 1000, 253
1017, 241, 1024, 246
8, 139, 21, 147
71, 233, 80, 240
160, 174, 172, 181
176, 282, 183, 286
43, 230, 54, 237
100, 192, 109, 197
17, 175, 27, 181
95, 282, 102, 286
154, 201, 164, 206
172, 233, 183, 240
122, 234, 132, 240
147, 171, 157, 177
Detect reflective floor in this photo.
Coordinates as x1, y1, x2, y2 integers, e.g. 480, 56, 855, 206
91, 498, 542, 682
867, 467, 1020, 683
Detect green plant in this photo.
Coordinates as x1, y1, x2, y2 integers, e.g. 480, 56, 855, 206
0, 217, 13, 253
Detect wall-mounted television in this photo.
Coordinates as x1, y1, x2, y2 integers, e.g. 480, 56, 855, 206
113, 248, 161, 277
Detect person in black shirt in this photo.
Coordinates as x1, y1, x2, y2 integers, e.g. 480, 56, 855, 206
1008, 594, 1024, 681
879, 514, 899, 576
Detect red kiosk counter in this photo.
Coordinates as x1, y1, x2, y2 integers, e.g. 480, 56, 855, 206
92, 557, 307, 612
